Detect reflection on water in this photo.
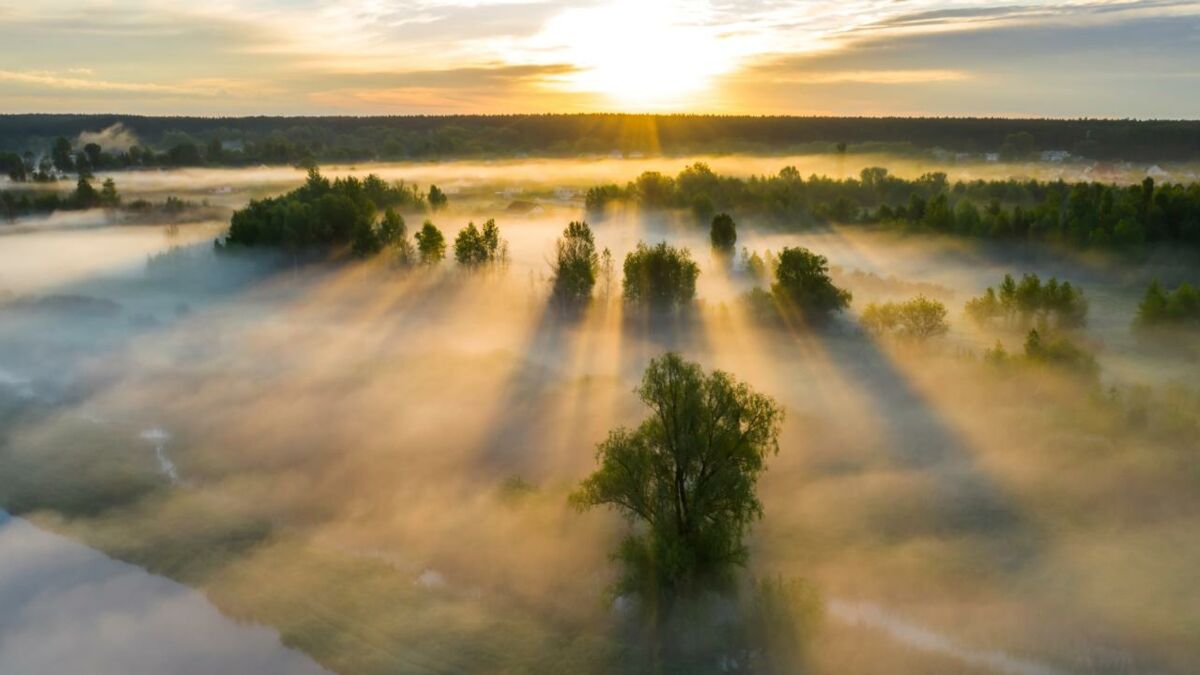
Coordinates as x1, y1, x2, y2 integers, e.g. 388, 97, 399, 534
0, 511, 329, 675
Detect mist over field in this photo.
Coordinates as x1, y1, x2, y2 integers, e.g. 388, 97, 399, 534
1, 152, 1199, 674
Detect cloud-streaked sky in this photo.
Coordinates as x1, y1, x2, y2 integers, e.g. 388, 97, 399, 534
2, 0, 1199, 116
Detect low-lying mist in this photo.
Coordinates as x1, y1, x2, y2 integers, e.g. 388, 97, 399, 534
1, 163, 1198, 674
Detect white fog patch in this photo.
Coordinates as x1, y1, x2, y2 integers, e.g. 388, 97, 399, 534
829, 599, 1066, 675
0, 514, 330, 675
416, 569, 447, 589
140, 427, 179, 484
77, 123, 140, 152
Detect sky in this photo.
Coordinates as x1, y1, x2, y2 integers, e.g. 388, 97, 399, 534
1, 0, 1199, 117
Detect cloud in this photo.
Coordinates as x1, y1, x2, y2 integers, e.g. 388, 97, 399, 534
0, 70, 208, 96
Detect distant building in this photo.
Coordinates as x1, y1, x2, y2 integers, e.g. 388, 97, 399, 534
1040, 150, 1071, 162
984, 153, 1000, 162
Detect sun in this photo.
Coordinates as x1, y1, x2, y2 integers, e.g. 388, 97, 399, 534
534, 1, 741, 109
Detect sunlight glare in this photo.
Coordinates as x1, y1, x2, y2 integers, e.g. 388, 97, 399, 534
536, 1, 742, 109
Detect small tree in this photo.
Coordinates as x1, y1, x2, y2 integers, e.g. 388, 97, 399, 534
571, 352, 783, 596
770, 246, 851, 321
415, 220, 446, 264
98, 178, 120, 208
378, 208, 406, 246
551, 221, 599, 307
622, 242, 700, 310
454, 219, 507, 267
71, 177, 100, 208
428, 185, 448, 211
710, 213, 737, 257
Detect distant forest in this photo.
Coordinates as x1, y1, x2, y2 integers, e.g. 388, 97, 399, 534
3, 114, 1200, 166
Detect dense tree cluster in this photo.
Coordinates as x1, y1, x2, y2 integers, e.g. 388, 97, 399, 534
1136, 281, 1200, 328
453, 219, 507, 267
965, 273, 1088, 329
6, 115, 1200, 163
1, 176, 120, 219
224, 169, 432, 254
571, 352, 783, 596
586, 164, 1200, 249
550, 221, 599, 308
622, 242, 700, 311
860, 296, 950, 341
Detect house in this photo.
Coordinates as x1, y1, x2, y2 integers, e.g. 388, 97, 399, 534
1040, 150, 1071, 162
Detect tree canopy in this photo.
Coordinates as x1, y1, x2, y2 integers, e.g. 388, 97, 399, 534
225, 168, 425, 252
453, 219, 507, 267
622, 242, 700, 311
966, 273, 1088, 329
571, 352, 784, 596
1136, 280, 1200, 328
770, 246, 851, 321
415, 220, 446, 264
550, 221, 599, 308
861, 296, 949, 340
710, 213, 737, 256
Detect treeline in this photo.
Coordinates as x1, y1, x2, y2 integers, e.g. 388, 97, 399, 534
5, 115, 1200, 163
587, 164, 1200, 249
1, 176, 120, 219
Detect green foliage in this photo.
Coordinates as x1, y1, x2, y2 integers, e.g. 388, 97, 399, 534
453, 219, 507, 267
966, 273, 1087, 329
622, 242, 700, 310
224, 169, 425, 252
98, 178, 120, 207
1023, 329, 1098, 377
550, 221, 599, 308
415, 220, 446, 264
581, 162, 1200, 250
51, 136, 74, 173
0, 151, 26, 181
860, 295, 949, 340
427, 184, 448, 211
770, 246, 851, 321
1136, 280, 1200, 328
585, 184, 626, 213
70, 176, 100, 209
739, 575, 824, 672
570, 352, 783, 596
710, 213, 737, 256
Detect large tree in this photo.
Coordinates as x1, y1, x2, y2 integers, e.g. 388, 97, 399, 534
572, 353, 783, 596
